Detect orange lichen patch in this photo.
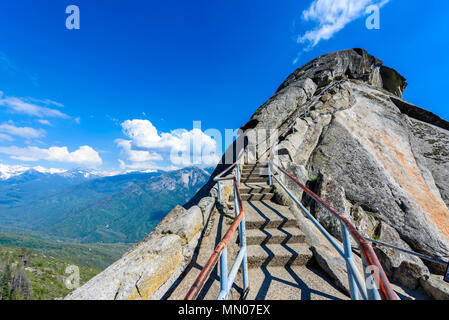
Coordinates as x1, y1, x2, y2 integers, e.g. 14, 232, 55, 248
336, 105, 449, 242
376, 132, 449, 241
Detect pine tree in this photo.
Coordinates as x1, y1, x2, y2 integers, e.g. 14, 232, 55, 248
0, 260, 11, 300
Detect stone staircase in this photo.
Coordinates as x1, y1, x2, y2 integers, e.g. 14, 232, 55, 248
226, 162, 349, 300
231, 163, 313, 269
166, 161, 349, 300
167, 161, 418, 300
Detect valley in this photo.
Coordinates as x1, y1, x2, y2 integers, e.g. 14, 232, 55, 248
0, 165, 212, 299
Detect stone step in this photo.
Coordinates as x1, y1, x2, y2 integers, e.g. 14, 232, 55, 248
229, 193, 274, 201
241, 177, 268, 183
243, 165, 268, 171
242, 165, 268, 170
241, 166, 268, 172
244, 201, 298, 230
239, 183, 274, 194
246, 266, 350, 300
240, 173, 268, 180
247, 243, 312, 268
244, 162, 267, 166
246, 227, 306, 245
241, 173, 268, 179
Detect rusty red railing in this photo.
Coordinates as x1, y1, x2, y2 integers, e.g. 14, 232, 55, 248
269, 155, 399, 300
185, 148, 248, 300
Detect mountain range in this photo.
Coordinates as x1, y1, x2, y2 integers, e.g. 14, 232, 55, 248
0, 165, 212, 243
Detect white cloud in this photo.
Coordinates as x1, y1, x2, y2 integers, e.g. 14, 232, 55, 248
0, 123, 45, 139
0, 133, 14, 142
115, 139, 163, 163
0, 92, 69, 118
25, 97, 64, 108
117, 119, 220, 170
297, 0, 390, 49
38, 119, 51, 126
0, 145, 102, 167
120, 120, 160, 149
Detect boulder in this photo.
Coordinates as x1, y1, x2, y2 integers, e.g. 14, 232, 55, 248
314, 175, 354, 244
272, 183, 293, 207
350, 205, 377, 239
165, 206, 203, 244
197, 197, 216, 224
373, 222, 429, 289
420, 274, 449, 300
116, 235, 184, 300
311, 245, 355, 296
66, 234, 183, 300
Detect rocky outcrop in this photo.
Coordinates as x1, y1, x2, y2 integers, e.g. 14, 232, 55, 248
163, 206, 203, 244
243, 48, 449, 297
276, 48, 406, 97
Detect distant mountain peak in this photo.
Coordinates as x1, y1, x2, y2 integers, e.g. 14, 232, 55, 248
0, 164, 68, 180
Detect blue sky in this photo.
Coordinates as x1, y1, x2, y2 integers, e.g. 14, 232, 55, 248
0, 0, 448, 172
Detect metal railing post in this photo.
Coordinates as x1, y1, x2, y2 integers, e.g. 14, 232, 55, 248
236, 164, 240, 185
268, 161, 272, 185
217, 181, 222, 202
239, 217, 249, 295
219, 248, 229, 300
246, 147, 249, 164
341, 222, 359, 300
233, 181, 249, 295
234, 184, 240, 217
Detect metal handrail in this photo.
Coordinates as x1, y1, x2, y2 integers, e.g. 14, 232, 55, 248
268, 155, 399, 300
185, 148, 249, 300
214, 147, 245, 182
365, 237, 448, 266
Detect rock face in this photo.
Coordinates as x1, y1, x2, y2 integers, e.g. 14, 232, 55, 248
243, 49, 449, 293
